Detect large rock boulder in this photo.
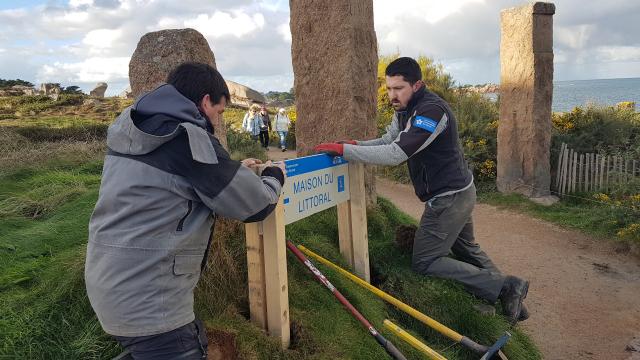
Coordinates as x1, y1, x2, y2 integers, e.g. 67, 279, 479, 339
225, 80, 266, 107
90, 82, 108, 98
129, 28, 227, 148
129, 28, 216, 97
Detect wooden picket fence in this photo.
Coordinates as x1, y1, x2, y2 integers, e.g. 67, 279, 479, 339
555, 143, 639, 195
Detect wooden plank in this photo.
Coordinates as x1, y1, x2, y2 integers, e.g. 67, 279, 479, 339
337, 201, 354, 268
555, 143, 566, 191
348, 162, 370, 282
245, 222, 267, 330
261, 197, 290, 348
595, 154, 600, 191
571, 151, 578, 193
613, 156, 619, 185
599, 154, 605, 191
590, 153, 595, 191
578, 153, 584, 192
625, 159, 630, 183
633, 160, 637, 179
560, 146, 569, 195
584, 152, 590, 192
605, 156, 610, 191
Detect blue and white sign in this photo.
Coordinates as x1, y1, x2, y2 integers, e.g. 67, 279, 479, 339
281, 154, 350, 225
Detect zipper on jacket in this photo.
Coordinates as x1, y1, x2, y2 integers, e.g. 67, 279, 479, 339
424, 166, 430, 194
176, 200, 193, 232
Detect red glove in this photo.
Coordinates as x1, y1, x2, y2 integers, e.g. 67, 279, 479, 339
314, 143, 344, 156
336, 140, 357, 145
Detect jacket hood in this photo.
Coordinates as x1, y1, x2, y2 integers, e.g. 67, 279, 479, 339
106, 84, 218, 164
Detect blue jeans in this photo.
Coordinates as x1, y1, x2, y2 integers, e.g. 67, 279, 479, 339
277, 131, 288, 149
113, 320, 207, 360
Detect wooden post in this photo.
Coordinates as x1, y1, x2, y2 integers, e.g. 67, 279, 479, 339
600, 156, 606, 191
245, 167, 290, 348
584, 152, 590, 192
556, 143, 566, 191
578, 153, 584, 192
560, 146, 569, 195
633, 160, 637, 179
571, 151, 578, 193
594, 154, 599, 191
605, 155, 610, 191
261, 197, 290, 347
246, 222, 267, 329
347, 162, 370, 282
337, 201, 354, 268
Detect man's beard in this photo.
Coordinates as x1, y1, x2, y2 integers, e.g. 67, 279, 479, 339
391, 102, 405, 111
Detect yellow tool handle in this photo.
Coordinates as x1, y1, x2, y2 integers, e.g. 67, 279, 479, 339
298, 245, 464, 342
384, 319, 448, 360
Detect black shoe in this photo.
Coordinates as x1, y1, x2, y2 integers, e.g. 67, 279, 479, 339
518, 303, 529, 321
499, 276, 529, 325
281, 148, 286, 152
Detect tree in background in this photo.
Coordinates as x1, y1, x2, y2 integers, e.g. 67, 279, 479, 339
61, 86, 84, 94
0, 79, 35, 89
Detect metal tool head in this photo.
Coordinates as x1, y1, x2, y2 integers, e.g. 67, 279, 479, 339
479, 332, 511, 360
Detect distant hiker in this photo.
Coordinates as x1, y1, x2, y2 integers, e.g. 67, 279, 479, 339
315, 57, 529, 324
85, 62, 286, 359
258, 105, 271, 148
274, 108, 291, 151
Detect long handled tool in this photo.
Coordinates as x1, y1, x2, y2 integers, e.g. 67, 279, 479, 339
297, 244, 510, 360
384, 319, 448, 360
286, 240, 407, 360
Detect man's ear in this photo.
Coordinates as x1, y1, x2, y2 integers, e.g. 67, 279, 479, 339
413, 80, 424, 92
200, 94, 211, 110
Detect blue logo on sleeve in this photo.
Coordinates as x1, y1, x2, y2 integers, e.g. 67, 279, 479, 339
413, 116, 438, 133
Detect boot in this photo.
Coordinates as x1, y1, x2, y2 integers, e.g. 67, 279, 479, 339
518, 303, 529, 321
498, 276, 529, 325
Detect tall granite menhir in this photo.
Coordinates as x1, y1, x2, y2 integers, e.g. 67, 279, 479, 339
498, 2, 555, 198
290, 0, 378, 203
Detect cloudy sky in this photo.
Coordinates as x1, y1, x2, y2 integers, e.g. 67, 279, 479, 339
1, 0, 639, 96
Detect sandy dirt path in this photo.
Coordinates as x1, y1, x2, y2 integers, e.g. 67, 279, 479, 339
376, 177, 640, 360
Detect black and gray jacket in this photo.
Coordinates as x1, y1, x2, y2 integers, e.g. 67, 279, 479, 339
85, 84, 284, 337
343, 87, 472, 202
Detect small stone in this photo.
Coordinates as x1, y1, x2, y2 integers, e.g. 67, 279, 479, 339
530, 195, 559, 206
473, 304, 496, 316
627, 336, 640, 352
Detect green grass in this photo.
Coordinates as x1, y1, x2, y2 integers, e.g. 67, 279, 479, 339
0, 112, 539, 359
476, 182, 639, 248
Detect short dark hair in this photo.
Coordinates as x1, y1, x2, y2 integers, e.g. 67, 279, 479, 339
167, 62, 230, 106
385, 57, 422, 84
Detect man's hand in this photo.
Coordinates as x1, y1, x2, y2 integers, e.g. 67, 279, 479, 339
314, 143, 344, 156
241, 158, 263, 168
336, 140, 357, 145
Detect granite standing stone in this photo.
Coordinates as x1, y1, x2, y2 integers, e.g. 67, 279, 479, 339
497, 2, 555, 198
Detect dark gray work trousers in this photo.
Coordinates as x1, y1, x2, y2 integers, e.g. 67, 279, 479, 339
113, 320, 207, 360
412, 184, 505, 302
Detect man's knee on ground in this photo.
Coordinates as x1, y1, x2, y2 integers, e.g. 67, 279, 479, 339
411, 254, 442, 275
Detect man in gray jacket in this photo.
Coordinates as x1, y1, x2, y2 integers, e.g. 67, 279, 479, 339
315, 57, 529, 324
85, 63, 285, 359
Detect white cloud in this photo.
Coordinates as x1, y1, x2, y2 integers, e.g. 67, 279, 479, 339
82, 29, 124, 55
595, 46, 640, 62
184, 11, 265, 38
556, 24, 596, 50
37, 57, 130, 84
277, 21, 290, 43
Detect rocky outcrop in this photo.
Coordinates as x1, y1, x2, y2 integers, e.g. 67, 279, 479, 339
0, 85, 38, 96
225, 80, 266, 107
119, 86, 133, 99
497, 2, 555, 197
90, 82, 108, 98
291, 0, 378, 204
40, 83, 61, 99
129, 28, 226, 148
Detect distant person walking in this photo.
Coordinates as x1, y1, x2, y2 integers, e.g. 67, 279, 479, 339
242, 105, 258, 133
244, 104, 263, 143
274, 108, 291, 151
258, 106, 271, 149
